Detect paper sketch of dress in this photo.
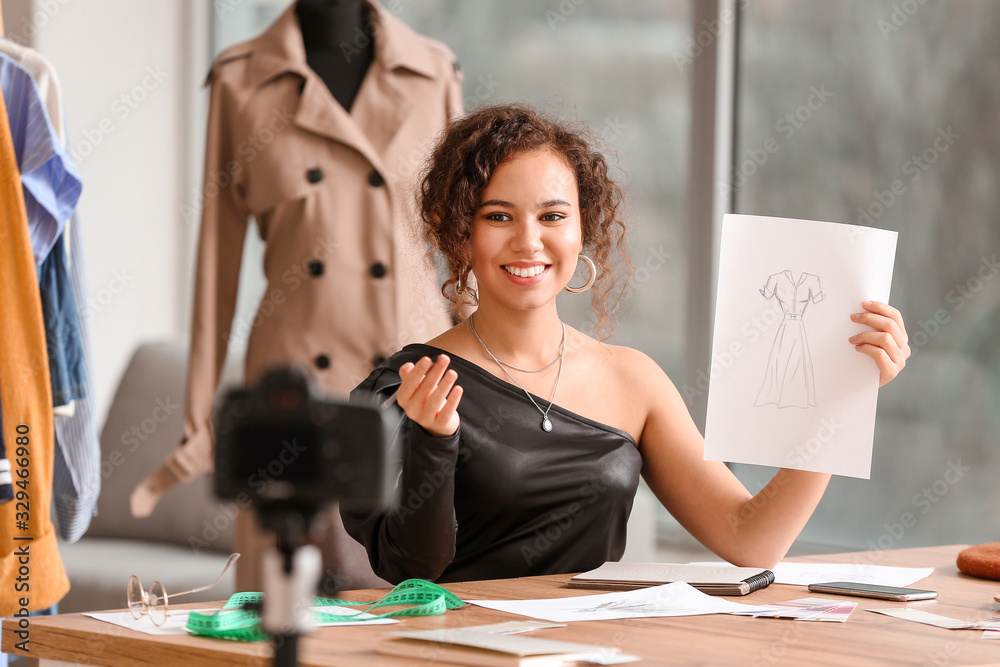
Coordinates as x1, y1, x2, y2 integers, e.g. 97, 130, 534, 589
754, 271, 824, 408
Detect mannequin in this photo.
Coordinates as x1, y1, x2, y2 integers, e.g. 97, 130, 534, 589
295, 0, 374, 111
129, 0, 464, 593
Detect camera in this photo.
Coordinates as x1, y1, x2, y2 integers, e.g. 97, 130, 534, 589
213, 366, 399, 664
213, 366, 398, 514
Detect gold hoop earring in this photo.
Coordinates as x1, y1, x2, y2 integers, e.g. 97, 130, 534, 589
564, 255, 596, 294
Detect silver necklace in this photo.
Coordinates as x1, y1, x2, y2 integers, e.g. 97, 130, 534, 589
468, 315, 565, 433
499, 354, 561, 373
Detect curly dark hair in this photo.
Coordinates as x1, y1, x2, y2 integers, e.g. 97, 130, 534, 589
419, 103, 631, 339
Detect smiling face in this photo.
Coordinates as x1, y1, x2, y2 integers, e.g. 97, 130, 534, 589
470, 149, 584, 313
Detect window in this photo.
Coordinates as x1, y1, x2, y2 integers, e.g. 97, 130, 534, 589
732, 1, 1000, 549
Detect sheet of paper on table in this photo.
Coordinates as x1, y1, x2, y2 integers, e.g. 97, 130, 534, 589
688, 561, 933, 587
379, 628, 640, 665
86, 605, 396, 636
730, 597, 857, 622
704, 214, 897, 479
85, 610, 207, 636
868, 608, 1000, 635
467, 582, 770, 623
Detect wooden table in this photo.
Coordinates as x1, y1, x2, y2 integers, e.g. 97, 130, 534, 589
4, 545, 999, 666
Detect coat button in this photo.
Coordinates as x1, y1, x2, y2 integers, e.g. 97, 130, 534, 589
372, 354, 388, 367
307, 168, 324, 183
368, 170, 384, 187
314, 354, 330, 369
370, 262, 387, 279
308, 260, 324, 277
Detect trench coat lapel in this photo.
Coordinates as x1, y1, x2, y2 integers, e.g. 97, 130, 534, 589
243, 4, 388, 174
294, 72, 386, 174
352, 7, 441, 156
350, 61, 408, 158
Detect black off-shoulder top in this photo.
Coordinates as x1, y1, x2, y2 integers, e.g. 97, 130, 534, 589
341, 344, 643, 584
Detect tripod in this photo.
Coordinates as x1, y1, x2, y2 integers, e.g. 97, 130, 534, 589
259, 506, 322, 667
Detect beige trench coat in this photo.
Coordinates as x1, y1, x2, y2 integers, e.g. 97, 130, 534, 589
132, 1, 462, 588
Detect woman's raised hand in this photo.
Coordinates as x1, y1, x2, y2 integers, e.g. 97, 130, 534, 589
849, 300, 910, 387
397, 355, 463, 437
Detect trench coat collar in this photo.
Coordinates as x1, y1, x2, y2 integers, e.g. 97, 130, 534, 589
224, 0, 440, 168
245, 0, 440, 88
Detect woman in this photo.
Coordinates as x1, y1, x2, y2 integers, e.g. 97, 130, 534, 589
342, 104, 909, 584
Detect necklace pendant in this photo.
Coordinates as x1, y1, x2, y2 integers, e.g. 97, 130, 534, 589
542, 417, 553, 432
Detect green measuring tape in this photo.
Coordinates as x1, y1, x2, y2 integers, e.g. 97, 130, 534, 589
186, 579, 465, 642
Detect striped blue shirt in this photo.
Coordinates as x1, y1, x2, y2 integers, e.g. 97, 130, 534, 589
0, 52, 81, 265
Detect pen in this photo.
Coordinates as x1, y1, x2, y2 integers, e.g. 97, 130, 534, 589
381, 389, 399, 410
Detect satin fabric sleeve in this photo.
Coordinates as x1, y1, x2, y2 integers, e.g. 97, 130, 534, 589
342, 354, 460, 583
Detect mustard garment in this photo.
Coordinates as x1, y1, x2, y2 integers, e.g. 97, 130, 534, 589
0, 90, 69, 616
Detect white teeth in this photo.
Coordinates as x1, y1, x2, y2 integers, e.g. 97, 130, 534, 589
504, 265, 544, 277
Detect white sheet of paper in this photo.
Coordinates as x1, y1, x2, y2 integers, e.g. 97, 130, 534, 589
731, 597, 857, 622
467, 582, 769, 623
85, 610, 207, 636
310, 605, 398, 626
689, 561, 933, 587
704, 214, 897, 479
86, 606, 396, 636
380, 630, 640, 665
433, 621, 568, 634
866, 608, 977, 630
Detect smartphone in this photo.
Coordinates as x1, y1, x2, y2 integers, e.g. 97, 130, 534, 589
807, 581, 937, 601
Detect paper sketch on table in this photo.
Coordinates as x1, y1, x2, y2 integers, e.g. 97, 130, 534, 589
573, 599, 699, 616
467, 582, 768, 623
754, 270, 824, 409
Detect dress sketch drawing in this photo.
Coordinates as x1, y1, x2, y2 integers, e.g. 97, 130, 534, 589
754, 271, 824, 409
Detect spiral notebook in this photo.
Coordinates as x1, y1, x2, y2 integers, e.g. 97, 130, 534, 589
568, 562, 775, 596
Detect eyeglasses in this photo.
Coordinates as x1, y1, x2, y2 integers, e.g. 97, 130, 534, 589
127, 553, 240, 626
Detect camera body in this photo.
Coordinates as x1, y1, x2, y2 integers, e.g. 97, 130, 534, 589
214, 366, 398, 513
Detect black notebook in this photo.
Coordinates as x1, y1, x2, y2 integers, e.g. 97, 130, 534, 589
568, 562, 775, 596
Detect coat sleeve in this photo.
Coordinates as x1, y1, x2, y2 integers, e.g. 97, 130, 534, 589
165, 71, 250, 483
341, 357, 460, 583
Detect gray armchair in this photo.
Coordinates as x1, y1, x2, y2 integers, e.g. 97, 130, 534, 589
56, 341, 238, 613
